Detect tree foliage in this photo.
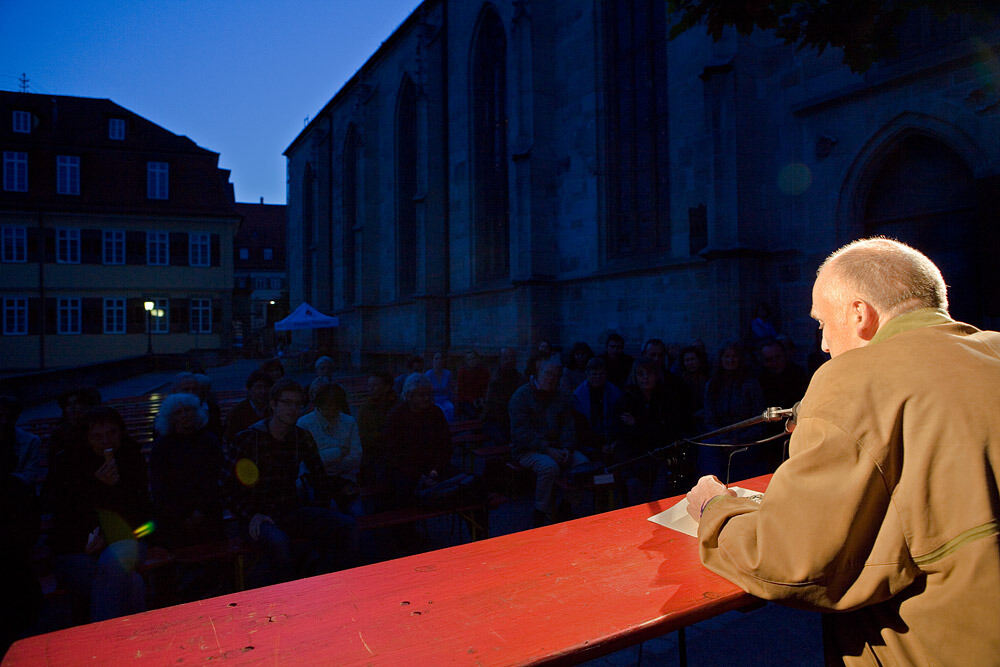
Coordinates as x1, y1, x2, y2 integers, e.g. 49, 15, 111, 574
666, 1, 992, 72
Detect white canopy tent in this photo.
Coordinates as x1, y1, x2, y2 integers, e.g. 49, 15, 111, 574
273, 302, 339, 331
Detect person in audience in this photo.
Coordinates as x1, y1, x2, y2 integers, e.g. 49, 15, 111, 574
524, 339, 555, 380
571, 357, 623, 462
455, 350, 491, 421
750, 302, 779, 345
228, 379, 355, 587
223, 370, 273, 444
617, 358, 693, 503
424, 351, 455, 422
298, 382, 362, 514
150, 393, 225, 549
393, 355, 424, 396
481, 347, 525, 446
700, 342, 770, 482
170, 372, 222, 436
260, 358, 285, 383
357, 371, 398, 487
509, 359, 587, 526
0, 395, 44, 493
48, 386, 102, 463
757, 339, 809, 410
643, 338, 695, 427
599, 332, 634, 389
47, 406, 151, 623
560, 341, 594, 395
314, 356, 335, 382
679, 345, 710, 431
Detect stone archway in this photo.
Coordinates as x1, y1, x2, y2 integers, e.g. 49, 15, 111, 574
861, 133, 982, 324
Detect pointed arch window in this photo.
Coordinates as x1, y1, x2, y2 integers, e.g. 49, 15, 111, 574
472, 7, 509, 284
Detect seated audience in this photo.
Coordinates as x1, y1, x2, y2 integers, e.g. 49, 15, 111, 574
298, 383, 362, 513
509, 360, 588, 526
524, 339, 555, 380
560, 341, 594, 395
150, 393, 225, 548
757, 339, 809, 409
570, 357, 623, 461
0, 395, 44, 493
599, 332, 634, 389
393, 355, 424, 396
314, 355, 335, 382
455, 351, 490, 420
228, 379, 355, 587
223, 370, 273, 444
47, 386, 102, 464
424, 351, 455, 422
260, 358, 285, 383
481, 348, 525, 445
357, 371, 398, 486
679, 345, 710, 431
46, 407, 151, 623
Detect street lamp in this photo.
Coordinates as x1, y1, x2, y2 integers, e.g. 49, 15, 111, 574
144, 300, 154, 354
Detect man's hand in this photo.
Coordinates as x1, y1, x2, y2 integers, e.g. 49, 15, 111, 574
685, 475, 736, 522
94, 449, 120, 486
248, 513, 274, 541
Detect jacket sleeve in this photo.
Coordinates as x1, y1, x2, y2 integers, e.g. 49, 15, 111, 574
697, 414, 919, 611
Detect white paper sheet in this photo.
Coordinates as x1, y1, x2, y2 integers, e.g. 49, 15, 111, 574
646, 487, 764, 537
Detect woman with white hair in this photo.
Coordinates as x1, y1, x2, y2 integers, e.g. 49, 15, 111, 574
297, 382, 362, 513
149, 393, 225, 549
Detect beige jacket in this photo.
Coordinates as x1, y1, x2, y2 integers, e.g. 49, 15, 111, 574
698, 309, 1000, 666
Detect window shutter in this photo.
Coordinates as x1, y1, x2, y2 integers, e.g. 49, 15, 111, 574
81, 229, 102, 264
126, 298, 145, 334
212, 299, 222, 333
211, 233, 220, 266
126, 231, 145, 265
82, 298, 102, 334
27, 228, 41, 263
28, 297, 41, 335
44, 298, 56, 335
43, 228, 56, 263
170, 232, 188, 266
171, 298, 189, 333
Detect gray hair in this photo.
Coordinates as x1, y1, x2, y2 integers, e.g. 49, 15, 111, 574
314, 355, 334, 372
818, 237, 948, 317
401, 372, 433, 401
154, 392, 208, 436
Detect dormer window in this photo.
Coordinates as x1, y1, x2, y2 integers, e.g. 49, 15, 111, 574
109, 118, 126, 140
12, 110, 31, 133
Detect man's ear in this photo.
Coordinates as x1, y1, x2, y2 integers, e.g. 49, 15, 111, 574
853, 300, 880, 341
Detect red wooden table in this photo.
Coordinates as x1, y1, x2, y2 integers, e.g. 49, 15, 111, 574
4, 476, 770, 666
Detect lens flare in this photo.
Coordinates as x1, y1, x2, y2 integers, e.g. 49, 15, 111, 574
236, 458, 260, 487
777, 163, 811, 196
133, 521, 156, 538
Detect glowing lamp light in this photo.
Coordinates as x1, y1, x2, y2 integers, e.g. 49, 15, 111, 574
144, 300, 154, 312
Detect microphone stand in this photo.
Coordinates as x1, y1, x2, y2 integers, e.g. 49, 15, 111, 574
604, 406, 795, 474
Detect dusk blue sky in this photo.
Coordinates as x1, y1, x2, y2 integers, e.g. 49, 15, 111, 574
0, 0, 421, 205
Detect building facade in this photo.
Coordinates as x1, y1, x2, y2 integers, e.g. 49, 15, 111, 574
233, 201, 287, 355
1, 92, 239, 370
284, 2, 1000, 369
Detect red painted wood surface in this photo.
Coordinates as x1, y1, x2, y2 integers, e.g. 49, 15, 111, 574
5, 476, 771, 666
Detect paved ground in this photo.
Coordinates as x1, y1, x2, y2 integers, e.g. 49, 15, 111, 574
18, 359, 824, 664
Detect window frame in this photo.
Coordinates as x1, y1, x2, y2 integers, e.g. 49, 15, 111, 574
238, 247, 249, 260
263, 248, 273, 261
147, 161, 169, 200
12, 110, 31, 134
57, 297, 81, 335
146, 231, 169, 265
102, 229, 125, 265
108, 118, 126, 140
190, 298, 212, 334
56, 228, 81, 264
103, 297, 126, 334
189, 232, 211, 267
151, 297, 169, 334
2, 297, 28, 335
56, 155, 81, 195
3, 151, 28, 192
1, 226, 27, 263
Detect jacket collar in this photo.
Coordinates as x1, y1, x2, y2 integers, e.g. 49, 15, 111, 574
871, 308, 954, 345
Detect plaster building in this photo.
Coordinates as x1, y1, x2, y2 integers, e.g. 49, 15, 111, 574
233, 200, 287, 355
1, 92, 239, 370
284, 2, 1000, 369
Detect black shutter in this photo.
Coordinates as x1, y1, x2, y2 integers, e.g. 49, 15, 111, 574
82, 298, 102, 334
28, 297, 41, 335
44, 298, 56, 335
43, 228, 56, 263
171, 298, 188, 333
212, 299, 222, 333
27, 228, 41, 263
81, 229, 102, 264
170, 232, 188, 266
126, 231, 145, 265
126, 298, 145, 334
211, 233, 220, 266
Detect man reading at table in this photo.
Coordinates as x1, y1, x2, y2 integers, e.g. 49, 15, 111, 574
686, 238, 999, 665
